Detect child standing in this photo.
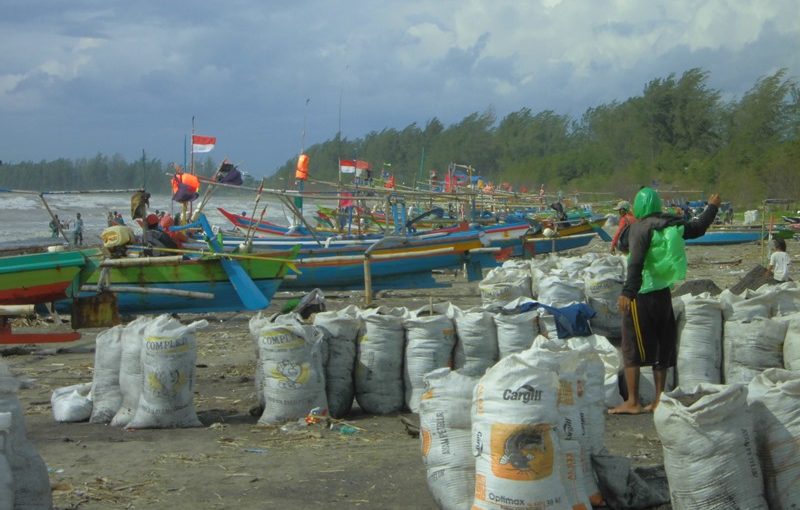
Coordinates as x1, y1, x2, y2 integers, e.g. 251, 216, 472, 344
768, 238, 791, 281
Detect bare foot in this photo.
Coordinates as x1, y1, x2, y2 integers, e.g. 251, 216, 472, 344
608, 402, 646, 415
643, 402, 659, 413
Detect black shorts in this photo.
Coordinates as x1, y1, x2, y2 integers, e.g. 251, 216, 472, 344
621, 287, 676, 368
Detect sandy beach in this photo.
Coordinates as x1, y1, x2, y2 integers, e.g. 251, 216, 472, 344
2, 235, 796, 510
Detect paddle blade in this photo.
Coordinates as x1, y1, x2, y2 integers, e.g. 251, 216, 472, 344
593, 225, 613, 242
219, 257, 269, 310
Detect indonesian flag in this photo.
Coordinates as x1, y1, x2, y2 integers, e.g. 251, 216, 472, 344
339, 159, 356, 174
192, 134, 216, 153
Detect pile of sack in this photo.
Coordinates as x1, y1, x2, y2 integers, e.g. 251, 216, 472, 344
480, 253, 626, 340
418, 336, 611, 510
51, 314, 208, 429
656, 370, 800, 509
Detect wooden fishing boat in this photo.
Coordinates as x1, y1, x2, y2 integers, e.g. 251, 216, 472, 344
685, 230, 765, 246
277, 230, 489, 290
61, 248, 298, 315
218, 207, 319, 236
0, 248, 100, 306
184, 228, 488, 291
529, 217, 606, 238
522, 232, 597, 256
62, 213, 300, 315
0, 247, 101, 343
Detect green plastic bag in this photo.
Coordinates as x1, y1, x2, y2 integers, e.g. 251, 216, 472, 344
640, 225, 686, 294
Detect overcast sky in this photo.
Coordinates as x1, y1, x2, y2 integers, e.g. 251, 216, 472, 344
2, 0, 798, 176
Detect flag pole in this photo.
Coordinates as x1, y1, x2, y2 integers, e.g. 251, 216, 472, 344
185, 116, 196, 225
190, 116, 195, 176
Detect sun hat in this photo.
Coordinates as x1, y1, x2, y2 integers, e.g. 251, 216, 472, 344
616, 200, 631, 211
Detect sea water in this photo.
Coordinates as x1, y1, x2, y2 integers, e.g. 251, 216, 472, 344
0, 192, 324, 249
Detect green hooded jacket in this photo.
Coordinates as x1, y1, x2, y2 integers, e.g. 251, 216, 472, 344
631, 187, 686, 293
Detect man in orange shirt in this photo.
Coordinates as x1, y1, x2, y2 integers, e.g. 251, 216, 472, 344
610, 200, 636, 254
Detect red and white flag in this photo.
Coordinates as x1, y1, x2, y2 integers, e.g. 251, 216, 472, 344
339, 159, 356, 174
192, 134, 216, 153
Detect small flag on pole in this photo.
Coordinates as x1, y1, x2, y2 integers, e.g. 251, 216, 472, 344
339, 159, 356, 174
192, 135, 216, 153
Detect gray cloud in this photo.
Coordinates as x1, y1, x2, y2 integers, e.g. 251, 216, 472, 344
0, 0, 797, 175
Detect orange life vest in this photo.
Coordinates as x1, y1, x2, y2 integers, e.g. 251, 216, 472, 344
295, 154, 309, 181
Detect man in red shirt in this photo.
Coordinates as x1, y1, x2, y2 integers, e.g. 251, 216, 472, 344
610, 201, 636, 254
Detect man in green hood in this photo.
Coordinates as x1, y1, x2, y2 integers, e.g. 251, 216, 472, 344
610, 187, 721, 414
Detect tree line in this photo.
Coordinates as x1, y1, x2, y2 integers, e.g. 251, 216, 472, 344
1, 68, 797, 208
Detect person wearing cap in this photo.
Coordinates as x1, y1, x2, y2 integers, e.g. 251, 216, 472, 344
609, 187, 721, 415
610, 200, 636, 255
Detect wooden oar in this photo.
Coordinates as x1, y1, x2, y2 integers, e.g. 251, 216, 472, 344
128, 245, 300, 274
173, 214, 269, 310
576, 208, 612, 242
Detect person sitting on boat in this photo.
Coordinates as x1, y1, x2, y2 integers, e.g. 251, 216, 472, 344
159, 213, 187, 248
610, 201, 636, 255
142, 214, 178, 256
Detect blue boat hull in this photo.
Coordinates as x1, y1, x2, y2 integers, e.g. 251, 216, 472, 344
685, 231, 763, 246
476, 232, 597, 268
284, 251, 473, 290
60, 278, 285, 315
115, 278, 283, 314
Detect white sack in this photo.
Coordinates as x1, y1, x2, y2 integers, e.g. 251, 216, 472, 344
51, 382, 92, 423
538, 274, 585, 308
780, 313, 800, 370
747, 368, 800, 510
453, 307, 498, 374
471, 352, 567, 510
111, 316, 149, 427
419, 368, 479, 510
355, 307, 407, 414
567, 335, 623, 408
479, 267, 532, 310
126, 315, 207, 429
723, 318, 786, 384
529, 338, 602, 505
0, 412, 14, 510
0, 361, 52, 510
675, 294, 723, 387
720, 288, 772, 321
584, 259, 624, 340
757, 282, 800, 316
313, 305, 360, 418
404, 306, 456, 412
250, 313, 327, 425
494, 309, 538, 358
655, 384, 768, 510
557, 255, 592, 279
89, 325, 124, 423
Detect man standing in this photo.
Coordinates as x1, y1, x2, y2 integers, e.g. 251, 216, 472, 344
610, 187, 720, 414
610, 200, 636, 255
73, 213, 84, 246
49, 215, 60, 237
